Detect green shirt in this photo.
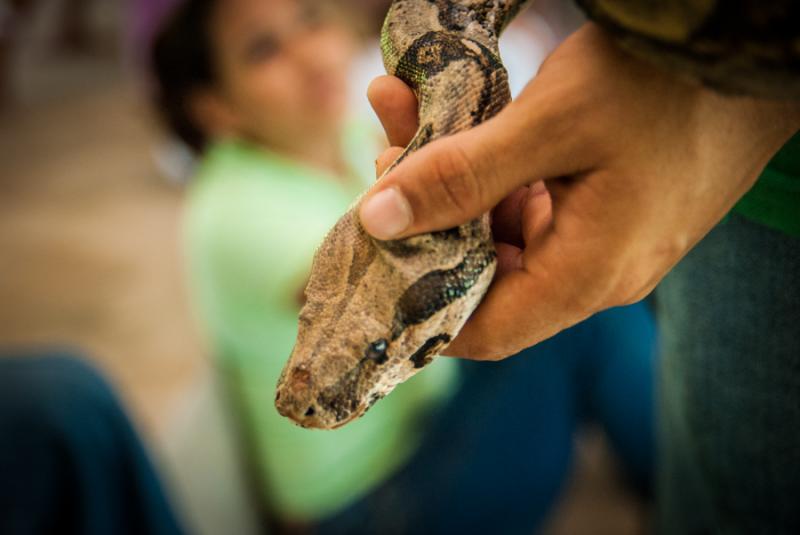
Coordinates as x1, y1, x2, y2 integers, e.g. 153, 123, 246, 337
183, 125, 457, 520
733, 131, 800, 237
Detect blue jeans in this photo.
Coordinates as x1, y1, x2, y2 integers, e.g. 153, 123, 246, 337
656, 214, 800, 534
0, 353, 185, 535
318, 302, 657, 535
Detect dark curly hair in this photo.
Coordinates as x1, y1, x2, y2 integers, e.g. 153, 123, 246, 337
150, 0, 218, 153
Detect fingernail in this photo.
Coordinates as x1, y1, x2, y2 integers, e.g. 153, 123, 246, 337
360, 187, 412, 240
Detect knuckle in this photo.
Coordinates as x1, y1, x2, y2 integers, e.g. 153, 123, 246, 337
606, 234, 686, 307
571, 282, 607, 316
613, 279, 646, 307
551, 253, 608, 313
601, 261, 653, 309
566, 258, 622, 315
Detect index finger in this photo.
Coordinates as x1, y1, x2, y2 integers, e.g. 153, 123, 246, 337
367, 75, 419, 147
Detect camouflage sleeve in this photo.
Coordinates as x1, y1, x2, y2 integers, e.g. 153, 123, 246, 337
575, 0, 800, 99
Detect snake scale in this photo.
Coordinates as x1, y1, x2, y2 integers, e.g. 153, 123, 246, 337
276, 0, 531, 429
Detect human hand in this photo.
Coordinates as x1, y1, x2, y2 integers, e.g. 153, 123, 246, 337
361, 23, 800, 360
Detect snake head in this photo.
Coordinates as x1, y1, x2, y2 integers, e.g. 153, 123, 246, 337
275, 209, 399, 429
275, 335, 397, 429
275, 208, 495, 430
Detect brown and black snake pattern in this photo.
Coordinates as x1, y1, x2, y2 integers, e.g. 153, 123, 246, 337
275, 0, 531, 429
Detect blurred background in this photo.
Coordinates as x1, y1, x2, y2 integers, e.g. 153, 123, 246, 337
0, 0, 206, 431
0, 1, 649, 533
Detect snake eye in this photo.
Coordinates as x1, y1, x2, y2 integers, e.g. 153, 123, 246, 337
365, 339, 389, 364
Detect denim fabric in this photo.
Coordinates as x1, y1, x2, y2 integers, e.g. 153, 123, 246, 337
317, 302, 657, 535
656, 214, 800, 534
0, 353, 185, 535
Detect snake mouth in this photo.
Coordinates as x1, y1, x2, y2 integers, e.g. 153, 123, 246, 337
275, 396, 323, 428
276, 360, 376, 429
276, 399, 366, 430
275, 384, 368, 430
325, 409, 365, 430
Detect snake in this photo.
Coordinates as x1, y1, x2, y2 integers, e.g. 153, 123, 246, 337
275, 0, 531, 429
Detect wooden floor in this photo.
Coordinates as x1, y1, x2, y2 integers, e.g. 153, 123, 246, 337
0, 43, 208, 436
0, 5, 647, 533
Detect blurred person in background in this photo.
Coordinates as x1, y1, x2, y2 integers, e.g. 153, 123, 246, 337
0, 352, 185, 535
150, 0, 657, 533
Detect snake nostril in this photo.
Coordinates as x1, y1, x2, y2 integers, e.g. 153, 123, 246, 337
304, 406, 316, 417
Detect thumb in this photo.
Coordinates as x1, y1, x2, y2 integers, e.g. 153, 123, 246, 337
359, 107, 550, 240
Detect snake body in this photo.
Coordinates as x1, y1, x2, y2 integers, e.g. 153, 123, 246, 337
276, 0, 530, 429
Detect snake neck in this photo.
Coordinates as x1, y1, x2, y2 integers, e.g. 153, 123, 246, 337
379, 1, 522, 170
381, 0, 531, 74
